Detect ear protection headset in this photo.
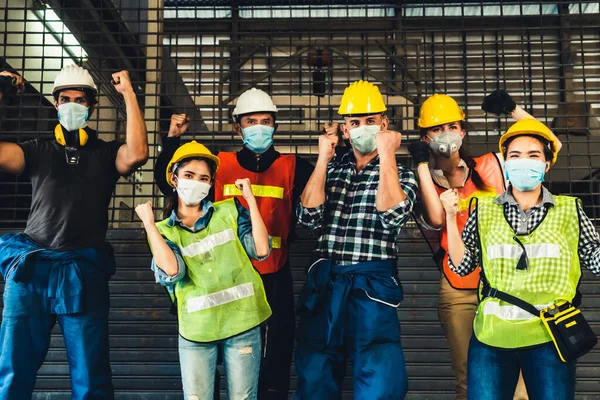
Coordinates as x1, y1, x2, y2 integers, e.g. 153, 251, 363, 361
54, 124, 89, 147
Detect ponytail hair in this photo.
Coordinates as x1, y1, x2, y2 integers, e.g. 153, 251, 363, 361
163, 191, 178, 219
456, 121, 491, 191
459, 146, 490, 191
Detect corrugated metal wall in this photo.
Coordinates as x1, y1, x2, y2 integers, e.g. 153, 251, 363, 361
1, 1, 600, 398
2, 226, 598, 399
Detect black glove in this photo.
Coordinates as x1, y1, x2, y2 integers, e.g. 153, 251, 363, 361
481, 89, 516, 116
408, 141, 431, 165
0, 75, 17, 97
0, 75, 17, 96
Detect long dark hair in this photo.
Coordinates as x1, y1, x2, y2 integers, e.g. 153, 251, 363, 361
163, 156, 217, 218
459, 146, 490, 191
420, 121, 490, 191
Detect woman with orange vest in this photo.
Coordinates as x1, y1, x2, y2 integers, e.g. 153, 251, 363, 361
408, 90, 562, 400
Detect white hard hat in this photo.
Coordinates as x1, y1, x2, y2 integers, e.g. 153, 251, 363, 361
52, 65, 97, 96
232, 88, 277, 121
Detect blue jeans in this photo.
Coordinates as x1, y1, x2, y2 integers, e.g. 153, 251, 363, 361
468, 335, 576, 400
0, 258, 113, 399
179, 327, 262, 400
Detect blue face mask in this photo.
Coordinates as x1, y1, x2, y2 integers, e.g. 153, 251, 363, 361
242, 124, 275, 154
504, 158, 548, 192
349, 124, 380, 154
58, 102, 89, 132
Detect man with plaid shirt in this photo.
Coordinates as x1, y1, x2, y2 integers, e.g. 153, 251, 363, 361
293, 80, 418, 400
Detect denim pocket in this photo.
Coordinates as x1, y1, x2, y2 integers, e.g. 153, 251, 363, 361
361, 274, 404, 308
2, 279, 34, 318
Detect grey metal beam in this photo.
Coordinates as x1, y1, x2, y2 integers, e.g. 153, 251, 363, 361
45, 0, 144, 80
164, 18, 395, 33
163, 14, 600, 34
44, 0, 208, 128
219, 46, 311, 106
220, 42, 267, 83
217, 39, 421, 46
328, 45, 409, 98
160, 47, 210, 133
374, 40, 442, 103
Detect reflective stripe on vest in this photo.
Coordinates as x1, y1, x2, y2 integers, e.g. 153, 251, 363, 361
474, 195, 581, 349
271, 236, 281, 249
215, 152, 295, 274
155, 198, 272, 342
482, 301, 553, 321
223, 184, 284, 199
487, 243, 561, 260
180, 228, 235, 258
187, 282, 255, 313
436, 152, 506, 289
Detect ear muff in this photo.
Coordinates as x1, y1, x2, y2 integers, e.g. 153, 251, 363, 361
54, 124, 89, 147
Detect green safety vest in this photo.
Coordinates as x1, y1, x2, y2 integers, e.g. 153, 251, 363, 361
475, 195, 581, 348
155, 198, 271, 342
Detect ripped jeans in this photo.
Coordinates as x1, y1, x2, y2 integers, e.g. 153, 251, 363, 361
179, 327, 262, 400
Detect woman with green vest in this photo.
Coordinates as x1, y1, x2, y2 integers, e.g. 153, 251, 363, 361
135, 140, 272, 400
441, 119, 600, 400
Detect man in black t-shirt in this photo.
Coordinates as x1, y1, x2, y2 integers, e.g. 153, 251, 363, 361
0, 65, 148, 399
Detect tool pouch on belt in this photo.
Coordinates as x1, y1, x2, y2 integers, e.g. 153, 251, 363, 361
540, 300, 597, 362
482, 284, 597, 362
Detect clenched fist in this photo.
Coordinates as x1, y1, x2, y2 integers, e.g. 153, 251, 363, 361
317, 134, 336, 163
320, 122, 341, 146
0, 71, 25, 94
439, 189, 459, 217
376, 130, 402, 156
235, 178, 255, 201
111, 70, 134, 94
135, 201, 155, 226
168, 113, 191, 138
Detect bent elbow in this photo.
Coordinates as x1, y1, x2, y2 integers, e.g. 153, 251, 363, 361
429, 217, 445, 230
256, 247, 270, 259
135, 148, 150, 165
160, 264, 179, 277
126, 151, 149, 173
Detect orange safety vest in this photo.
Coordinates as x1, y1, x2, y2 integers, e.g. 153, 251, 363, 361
434, 152, 505, 289
214, 152, 296, 275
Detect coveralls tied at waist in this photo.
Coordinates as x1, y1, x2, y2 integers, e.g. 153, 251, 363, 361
0, 232, 116, 315
296, 258, 403, 346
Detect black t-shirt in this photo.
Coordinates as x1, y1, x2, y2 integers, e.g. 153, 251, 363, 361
19, 131, 123, 250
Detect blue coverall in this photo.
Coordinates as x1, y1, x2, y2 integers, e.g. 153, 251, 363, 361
295, 258, 408, 400
0, 233, 115, 399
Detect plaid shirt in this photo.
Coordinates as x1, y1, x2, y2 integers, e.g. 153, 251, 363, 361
297, 152, 418, 263
450, 186, 600, 276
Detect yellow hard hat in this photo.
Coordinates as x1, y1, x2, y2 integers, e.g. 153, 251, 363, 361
166, 141, 220, 187
338, 80, 387, 116
499, 119, 558, 166
417, 93, 465, 128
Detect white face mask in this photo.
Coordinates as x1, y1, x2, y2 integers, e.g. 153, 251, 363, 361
349, 124, 380, 154
58, 102, 90, 132
176, 178, 211, 206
